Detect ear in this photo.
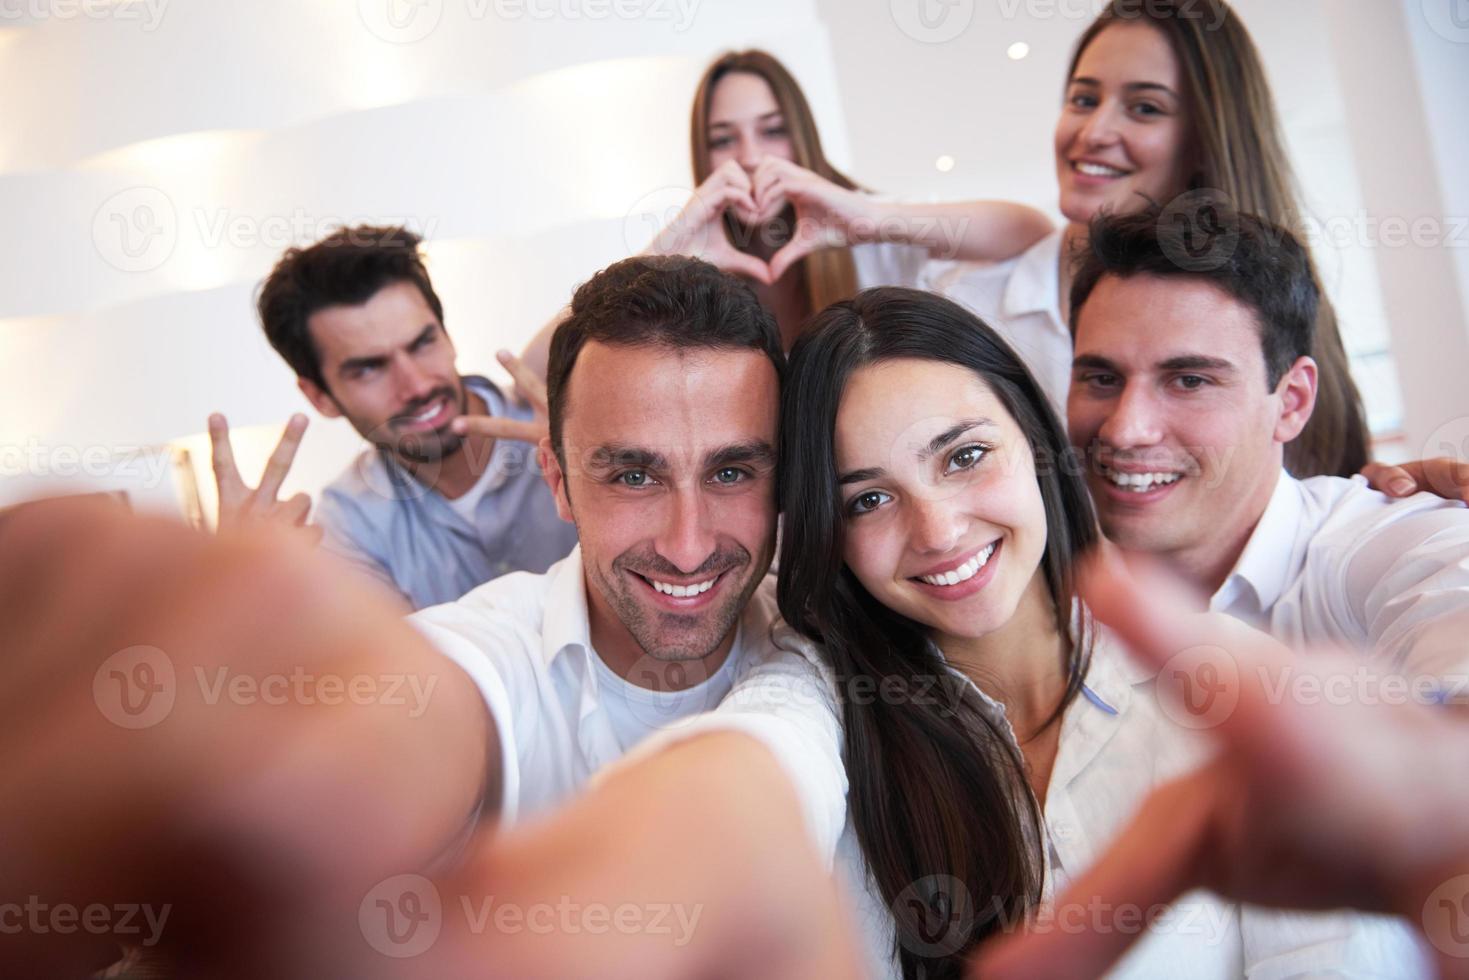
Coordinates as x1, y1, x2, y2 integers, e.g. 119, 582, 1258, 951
1273, 356, 1317, 445
538, 438, 574, 524
297, 376, 342, 419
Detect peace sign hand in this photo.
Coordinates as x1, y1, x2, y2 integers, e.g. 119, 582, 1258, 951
208, 413, 319, 541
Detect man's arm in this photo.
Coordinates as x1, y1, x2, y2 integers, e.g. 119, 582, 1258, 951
0, 499, 492, 975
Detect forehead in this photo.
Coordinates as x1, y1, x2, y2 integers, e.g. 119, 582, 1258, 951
306, 280, 438, 365
709, 71, 780, 123
1073, 22, 1180, 88
1074, 274, 1265, 369
561, 341, 779, 461
835, 359, 1014, 467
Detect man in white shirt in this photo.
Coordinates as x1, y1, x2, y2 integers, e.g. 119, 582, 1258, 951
1066, 207, 1469, 684
411, 252, 789, 823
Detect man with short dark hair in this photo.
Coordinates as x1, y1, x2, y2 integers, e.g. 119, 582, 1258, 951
1068, 207, 1469, 680
411, 253, 789, 817
214, 225, 576, 609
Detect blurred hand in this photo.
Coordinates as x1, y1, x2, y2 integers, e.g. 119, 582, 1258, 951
971, 552, 1469, 980
451, 350, 548, 445
0, 498, 488, 978
754, 158, 879, 282
1362, 457, 1469, 504
209, 412, 321, 542
646, 160, 773, 284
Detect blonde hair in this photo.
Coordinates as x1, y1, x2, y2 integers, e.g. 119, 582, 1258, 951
690, 50, 861, 322
1070, 0, 1370, 477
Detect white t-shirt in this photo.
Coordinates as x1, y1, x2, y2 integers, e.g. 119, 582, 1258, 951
443, 448, 505, 523
410, 546, 784, 824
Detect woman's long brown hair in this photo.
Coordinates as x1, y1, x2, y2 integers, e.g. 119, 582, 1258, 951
690, 50, 861, 320
779, 288, 1099, 979
1069, 0, 1371, 477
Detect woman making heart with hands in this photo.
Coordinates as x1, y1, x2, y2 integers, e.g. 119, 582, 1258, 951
662, 52, 1053, 348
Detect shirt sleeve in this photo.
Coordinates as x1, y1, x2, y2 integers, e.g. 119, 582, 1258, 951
1239, 905, 1433, 979
601, 637, 850, 865
1340, 504, 1469, 680
408, 606, 535, 826
315, 491, 412, 606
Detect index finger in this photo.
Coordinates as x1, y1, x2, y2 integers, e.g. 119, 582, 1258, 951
256, 414, 308, 503
208, 413, 245, 494
497, 350, 548, 413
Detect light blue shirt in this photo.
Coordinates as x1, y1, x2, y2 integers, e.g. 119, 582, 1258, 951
315, 376, 578, 609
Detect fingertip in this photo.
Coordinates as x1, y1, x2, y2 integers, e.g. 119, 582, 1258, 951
1389, 477, 1415, 496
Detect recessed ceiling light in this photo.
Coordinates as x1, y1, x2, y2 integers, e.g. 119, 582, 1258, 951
1008, 41, 1030, 60
935, 155, 956, 173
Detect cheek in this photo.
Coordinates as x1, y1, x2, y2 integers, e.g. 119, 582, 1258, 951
767, 138, 795, 163
1132, 123, 1188, 193
842, 521, 899, 596
707, 147, 735, 172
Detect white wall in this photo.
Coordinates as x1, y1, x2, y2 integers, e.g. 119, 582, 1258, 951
3, 0, 1465, 516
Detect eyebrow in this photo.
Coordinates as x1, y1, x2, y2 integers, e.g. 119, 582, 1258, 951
706, 441, 777, 470
337, 323, 438, 376
1069, 77, 1179, 98
587, 445, 669, 471
1073, 353, 1238, 373
709, 111, 784, 129
837, 418, 995, 486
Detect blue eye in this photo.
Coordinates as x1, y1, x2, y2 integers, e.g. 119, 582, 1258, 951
712, 467, 746, 485
619, 470, 650, 487
848, 490, 891, 515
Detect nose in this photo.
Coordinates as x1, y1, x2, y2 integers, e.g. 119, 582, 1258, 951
735, 134, 763, 174
907, 496, 966, 557
655, 487, 718, 575
1097, 382, 1164, 450
393, 355, 438, 406
1077, 102, 1123, 151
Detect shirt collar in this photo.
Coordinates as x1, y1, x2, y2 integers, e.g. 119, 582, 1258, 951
1001, 230, 1066, 333
541, 545, 594, 668
1210, 470, 1305, 618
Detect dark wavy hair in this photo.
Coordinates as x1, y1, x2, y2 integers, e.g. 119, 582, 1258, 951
778, 287, 1099, 980
256, 225, 443, 394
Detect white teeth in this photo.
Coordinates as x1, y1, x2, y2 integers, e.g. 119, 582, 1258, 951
651, 577, 717, 598
919, 543, 997, 588
1105, 470, 1183, 492
412, 399, 443, 424
1076, 161, 1127, 177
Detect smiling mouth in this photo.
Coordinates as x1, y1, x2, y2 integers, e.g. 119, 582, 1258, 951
394, 392, 457, 430
912, 542, 998, 588
632, 570, 729, 599
1098, 463, 1185, 493
1072, 160, 1130, 178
